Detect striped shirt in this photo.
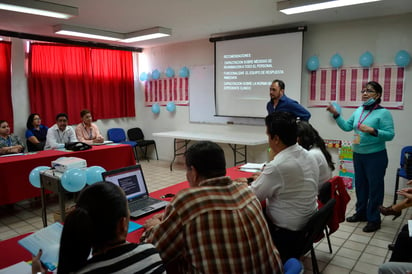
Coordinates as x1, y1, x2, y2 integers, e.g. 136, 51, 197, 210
142, 176, 282, 274
75, 243, 165, 274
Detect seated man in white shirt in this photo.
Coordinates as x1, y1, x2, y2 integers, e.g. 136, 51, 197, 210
44, 113, 78, 150
250, 111, 319, 263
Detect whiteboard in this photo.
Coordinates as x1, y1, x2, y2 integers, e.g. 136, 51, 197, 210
189, 65, 264, 125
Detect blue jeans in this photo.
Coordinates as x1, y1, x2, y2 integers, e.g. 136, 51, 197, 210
353, 149, 388, 223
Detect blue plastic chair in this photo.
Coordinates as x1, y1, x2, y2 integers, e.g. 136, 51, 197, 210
107, 128, 138, 159
393, 146, 412, 204
284, 258, 303, 274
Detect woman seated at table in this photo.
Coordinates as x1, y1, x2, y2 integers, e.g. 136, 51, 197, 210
25, 113, 48, 152
75, 109, 104, 144
32, 182, 165, 274
0, 120, 24, 155
297, 120, 335, 190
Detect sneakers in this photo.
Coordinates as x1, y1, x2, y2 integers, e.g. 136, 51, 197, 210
362, 222, 381, 233
346, 214, 367, 223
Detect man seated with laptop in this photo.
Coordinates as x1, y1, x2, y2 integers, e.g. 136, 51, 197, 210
141, 141, 283, 274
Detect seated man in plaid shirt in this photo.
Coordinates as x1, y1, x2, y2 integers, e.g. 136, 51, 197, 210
141, 141, 282, 274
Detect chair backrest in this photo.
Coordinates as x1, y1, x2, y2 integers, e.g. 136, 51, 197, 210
400, 146, 412, 167
300, 198, 336, 255
318, 180, 332, 205
107, 128, 127, 143
127, 127, 144, 141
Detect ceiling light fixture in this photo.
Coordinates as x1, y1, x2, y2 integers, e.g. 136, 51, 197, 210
277, 0, 382, 15
121, 27, 172, 43
54, 25, 123, 41
0, 0, 78, 19
54, 25, 172, 43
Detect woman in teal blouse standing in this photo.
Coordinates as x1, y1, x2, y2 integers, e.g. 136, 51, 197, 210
326, 81, 395, 233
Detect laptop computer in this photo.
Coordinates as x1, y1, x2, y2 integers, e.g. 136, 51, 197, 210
102, 165, 169, 219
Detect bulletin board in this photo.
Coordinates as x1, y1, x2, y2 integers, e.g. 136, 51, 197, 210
188, 65, 264, 125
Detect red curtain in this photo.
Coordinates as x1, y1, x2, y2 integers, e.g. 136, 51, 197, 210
0, 41, 13, 131
28, 43, 135, 127
91, 48, 135, 120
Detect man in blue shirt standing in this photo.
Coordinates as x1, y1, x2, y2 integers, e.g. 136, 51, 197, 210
266, 79, 311, 121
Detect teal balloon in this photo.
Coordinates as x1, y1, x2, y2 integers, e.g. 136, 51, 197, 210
86, 166, 106, 185
179, 66, 189, 78
359, 51, 374, 67
306, 56, 319, 71
395, 50, 411, 67
152, 69, 161, 80
165, 67, 175, 78
139, 72, 148, 81
166, 101, 176, 112
61, 168, 87, 192
29, 166, 50, 188
151, 103, 160, 114
330, 53, 343, 68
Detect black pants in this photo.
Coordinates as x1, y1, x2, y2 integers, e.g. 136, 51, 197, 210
264, 213, 305, 263
390, 224, 412, 262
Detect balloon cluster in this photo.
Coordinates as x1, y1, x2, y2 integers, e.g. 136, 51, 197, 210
306, 50, 411, 71
29, 165, 106, 192
151, 102, 176, 114
139, 66, 189, 81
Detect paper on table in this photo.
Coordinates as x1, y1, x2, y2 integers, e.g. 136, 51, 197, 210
408, 220, 412, 237
91, 141, 114, 146
18, 222, 63, 271
239, 163, 265, 172
0, 261, 31, 274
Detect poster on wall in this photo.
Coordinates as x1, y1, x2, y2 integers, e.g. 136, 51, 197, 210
308, 65, 404, 109
339, 141, 355, 189
144, 78, 189, 106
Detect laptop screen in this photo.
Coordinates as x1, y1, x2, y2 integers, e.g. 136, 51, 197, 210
102, 165, 148, 200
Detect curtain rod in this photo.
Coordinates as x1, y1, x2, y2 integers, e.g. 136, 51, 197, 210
0, 29, 142, 52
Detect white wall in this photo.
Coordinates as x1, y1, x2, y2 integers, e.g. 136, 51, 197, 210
9, 13, 412, 194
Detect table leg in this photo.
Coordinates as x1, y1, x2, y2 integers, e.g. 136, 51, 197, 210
228, 144, 248, 166
170, 139, 190, 171
58, 184, 66, 223
40, 178, 47, 227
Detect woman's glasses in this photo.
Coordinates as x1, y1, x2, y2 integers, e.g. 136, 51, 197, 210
360, 89, 376, 94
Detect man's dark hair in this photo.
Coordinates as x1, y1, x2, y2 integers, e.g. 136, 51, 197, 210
185, 141, 226, 179
265, 111, 297, 147
80, 109, 91, 118
272, 79, 285, 90
56, 113, 68, 121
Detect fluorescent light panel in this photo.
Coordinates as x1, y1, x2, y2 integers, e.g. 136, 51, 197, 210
0, 0, 78, 19
54, 25, 123, 41
54, 25, 171, 43
278, 0, 382, 15
121, 27, 171, 43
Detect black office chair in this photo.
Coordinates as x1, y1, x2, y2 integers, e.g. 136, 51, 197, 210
393, 146, 412, 204
299, 198, 336, 274
127, 127, 159, 162
318, 181, 333, 254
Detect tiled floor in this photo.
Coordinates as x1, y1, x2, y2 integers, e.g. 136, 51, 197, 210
0, 160, 408, 273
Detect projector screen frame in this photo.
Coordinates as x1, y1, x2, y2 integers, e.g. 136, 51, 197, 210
209, 26, 307, 119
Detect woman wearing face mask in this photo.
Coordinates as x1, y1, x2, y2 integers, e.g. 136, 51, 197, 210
326, 81, 395, 233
